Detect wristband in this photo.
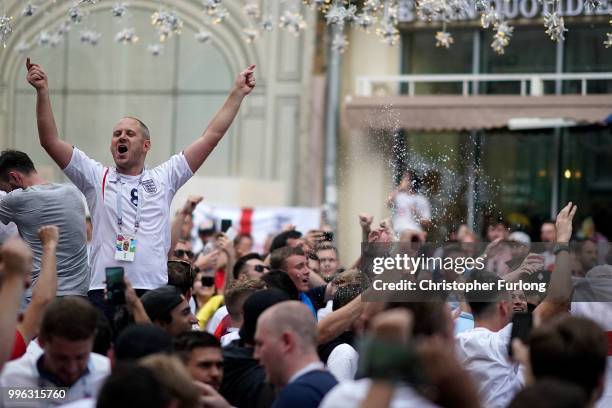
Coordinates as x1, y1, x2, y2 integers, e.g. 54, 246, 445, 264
553, 243, 570, 255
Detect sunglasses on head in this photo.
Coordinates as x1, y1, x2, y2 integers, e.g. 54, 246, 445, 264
174, 249, 194, 259
253, 265, 270, 273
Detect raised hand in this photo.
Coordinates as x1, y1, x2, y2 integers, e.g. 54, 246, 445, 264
555, 202, 577, 243
233, 64, 256, 96
359, 213, 374, 231
181, 195, 203, 216
25, 58, 48, 91
38, 225, 59, 248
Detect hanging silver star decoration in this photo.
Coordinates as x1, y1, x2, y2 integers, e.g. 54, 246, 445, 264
0, 15, 12, 47
151, 9, 182, 41
604, 32, 612, 48
79, 0, 100, 4
68, 6, 85, 23
21, 3, 37, 17
331, 33, 349, 53
242, 27, 259, 43
279, 10, 307, 35
543, 11, 567, 41
112, 3, 128, 18
79, 30, 101, 45
261, 16, 274, 31
243, 2, 260, 19
354, 11, 376, 31
147, 43, 163, 56
435, 30, 454, 48
14, 40, 30, 54
57, 21, 71, 36
115, 28, 138, 44
491, 21, 513, 54
195, 29, 212, 43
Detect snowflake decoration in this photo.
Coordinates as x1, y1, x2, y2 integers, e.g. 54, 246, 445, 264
363, 0, 383, 12
195, 30, 212, 43
203, 6, 228, 24
115, 28, 138, 44
435, 30, 454, 48
480, 9, 499, 29
474, 0, 490, 13
79, 30, 101, 45
354, 11, 376, 31
261, 16, 274, 31
79, 0, 99, 4
68, 6, 85, 24
279, 11, 307, 35
326, 4, 347, 27
147, 43, 163, 56
49, 33, 63, 47
491, 22, 513, 54
151, 9, 182, 41
203, 0, 223, 14
22, 3, 37, 17
242, 27, 259, 43
14, 41, 30, 54
584, 0, 602, 9
543, 11, 567, 41
112, 3, 128, 18
243, 2, 260, 19
604, 32, 612, 48
0, 15, 12, 47
57, 21, 71, 36
331, 33, 349, 53
37, 30, 51, 46
376, 21, 400, 45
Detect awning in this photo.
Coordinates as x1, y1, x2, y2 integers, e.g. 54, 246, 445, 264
343, 95, 612, 132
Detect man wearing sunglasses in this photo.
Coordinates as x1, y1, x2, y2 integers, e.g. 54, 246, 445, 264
232, 253, 271, 280
172, 239, 195, 263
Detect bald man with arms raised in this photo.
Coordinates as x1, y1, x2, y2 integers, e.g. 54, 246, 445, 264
25, 57, 256, 314
254, 301, 338, 408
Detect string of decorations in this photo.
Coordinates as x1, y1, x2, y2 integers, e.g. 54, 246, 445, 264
0, 0, 610, 57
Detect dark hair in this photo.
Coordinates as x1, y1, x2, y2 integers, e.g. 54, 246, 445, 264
260, 270, 299, 300
233, 253, 263, 280
97, 365, 172, 408
270, 246, 305, 271
114, 324, 172, 362
123, 116, 150, 140
239, 289, 291, 346
173, 331, 220, 364
316, 242, 338, 256
167, 260, 195, 296
269, 230, 303, 253
508, 379, 587, 408
40, 297, 98, 342
225, 278, 267, 319
387, 299, 450, 338
93, 311, 113, 356
466, 270, 508, 319
529, 316, 607, 399
0, 150, 36, 180
141, 286, 184, 325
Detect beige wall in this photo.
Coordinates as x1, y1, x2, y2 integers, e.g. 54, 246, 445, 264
337, 28, 402, 263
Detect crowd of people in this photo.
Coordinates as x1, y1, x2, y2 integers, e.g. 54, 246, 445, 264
0, 58, 610, 408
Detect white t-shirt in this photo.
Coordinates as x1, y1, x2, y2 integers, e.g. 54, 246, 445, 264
455, 324, 524, 408
571, 302, 612, 408
392, 192, 431, 233
221, 329, 240, 347
0, 350, 110, 407
320, 378, 439, 408
63, 147, 193, 290
326, 343, 358, 381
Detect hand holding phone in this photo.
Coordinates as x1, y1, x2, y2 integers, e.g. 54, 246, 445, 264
105, 267, 126, 305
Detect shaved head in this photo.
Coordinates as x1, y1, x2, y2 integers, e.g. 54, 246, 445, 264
258, 301, 316, 351
123, 116, 150, 140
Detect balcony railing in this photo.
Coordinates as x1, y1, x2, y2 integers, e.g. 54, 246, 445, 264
355, 73, 612, 97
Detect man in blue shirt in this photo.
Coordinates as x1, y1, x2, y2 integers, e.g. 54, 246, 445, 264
254, 301, 338, 408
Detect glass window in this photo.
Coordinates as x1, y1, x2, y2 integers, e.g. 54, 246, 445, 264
564, 25, 612, 93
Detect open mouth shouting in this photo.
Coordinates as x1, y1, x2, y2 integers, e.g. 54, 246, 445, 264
117, 144, 129, 156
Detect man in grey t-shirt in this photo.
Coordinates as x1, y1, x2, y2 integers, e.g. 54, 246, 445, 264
0, 150, 89, 301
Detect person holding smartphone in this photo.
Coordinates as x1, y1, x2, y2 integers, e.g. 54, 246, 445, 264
25, 58, 256, 318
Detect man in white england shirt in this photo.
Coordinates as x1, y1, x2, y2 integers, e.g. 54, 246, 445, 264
25, 58, 256, 313
455, 202, 576, 408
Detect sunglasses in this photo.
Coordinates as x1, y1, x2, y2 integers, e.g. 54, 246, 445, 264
253, 265, 270, 273
174, 249, 194, 259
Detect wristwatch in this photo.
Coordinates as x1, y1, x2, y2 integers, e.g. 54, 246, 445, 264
553, 243, 570, 255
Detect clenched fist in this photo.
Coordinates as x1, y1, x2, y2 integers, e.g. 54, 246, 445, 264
233, 64, 256, 96
25, 57, 48, 91
38, 225, 59, 248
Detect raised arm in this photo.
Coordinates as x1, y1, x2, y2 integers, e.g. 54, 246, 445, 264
18, 226, 59, 345
169, 195, 203, 258
0, 237, 32, 371
26, 58, 72, 169
183, 65, 256, 173
534, 202, 577, 324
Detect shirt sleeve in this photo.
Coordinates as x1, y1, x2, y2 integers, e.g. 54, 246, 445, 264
0, 193, 15, 224
63, 147, 104, 195
154, 153, 194, 196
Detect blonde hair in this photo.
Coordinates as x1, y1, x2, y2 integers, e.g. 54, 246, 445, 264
139, 354, 200, 408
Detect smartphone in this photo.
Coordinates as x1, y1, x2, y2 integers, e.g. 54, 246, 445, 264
201, 275, 215, 287
105, 267, 125, 305
323, 231, 334, 242
508, 312, 532, 357
221, 219, 232, 233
